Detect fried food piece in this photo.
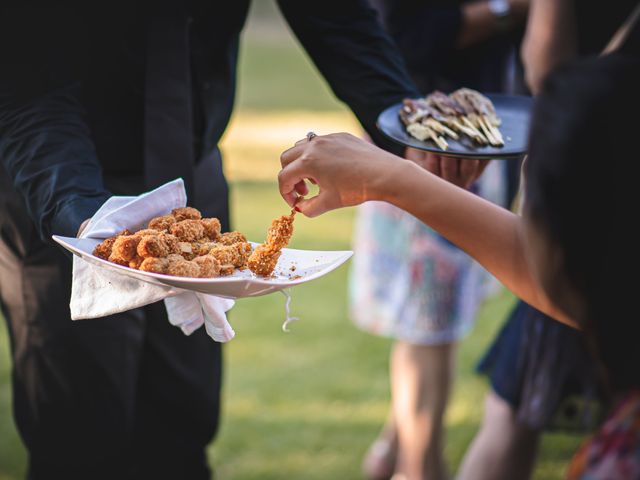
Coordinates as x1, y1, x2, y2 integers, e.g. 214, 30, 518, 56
177, 242, 196, 260
148, 215, 176, 232
193, 241, 218, 257
218, 231, 247, 245
207, 242, 251, 268
207, 245, 236, 266
219, 264, 235, 276
170, 219, 205, 242
193, 255, 221, 278
93, 236, 117, 260
128, 255, 145, 269
134, 228, 161, 237
248, 212, 295, 276
92, 229, 131, 260
137, 233, 179, 258
201, 218, 221, 240
109, 235, 142, 265
139, 257, 170, 274
166, 257, 200, 277
234, 242, 253, 269
265, 213, 294, 248
247, 244, 281, 276
171, 207, 202, 221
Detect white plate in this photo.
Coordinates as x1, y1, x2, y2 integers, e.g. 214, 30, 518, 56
52, 235, 353, 299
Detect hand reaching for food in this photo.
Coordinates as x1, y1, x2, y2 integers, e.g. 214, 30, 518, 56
279, 132, 404, 217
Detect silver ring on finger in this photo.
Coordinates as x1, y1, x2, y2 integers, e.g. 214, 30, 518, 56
306, 131, 317, 142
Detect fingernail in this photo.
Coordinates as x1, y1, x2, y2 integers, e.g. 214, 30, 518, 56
294, 206, 301, 213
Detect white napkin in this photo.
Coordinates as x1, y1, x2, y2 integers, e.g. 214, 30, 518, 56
69, 178, 236, 342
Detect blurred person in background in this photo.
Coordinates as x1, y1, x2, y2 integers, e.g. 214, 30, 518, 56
457, 2, 639, 479
352, 1, 529, 479
0, 2, 488, 478
277, 46, 640, 480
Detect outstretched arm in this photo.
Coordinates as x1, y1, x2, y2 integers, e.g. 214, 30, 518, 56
278, 133, 574, 327
277, 0, 419, 155
278, 0, 490, 188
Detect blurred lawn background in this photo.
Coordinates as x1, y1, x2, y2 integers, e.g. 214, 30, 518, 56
0, 2, 584, 479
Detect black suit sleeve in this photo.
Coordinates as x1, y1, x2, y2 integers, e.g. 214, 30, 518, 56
0, 6, 111, 239
277, 0, 421, 155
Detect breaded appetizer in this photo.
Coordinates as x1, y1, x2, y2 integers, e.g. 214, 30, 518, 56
139, 257, 170, 274
247, 212, 295, 276
171, 207, 202, 221
147, 215, 176, 232
92, 206, 263, 279
109, 235, 142, 265
170, 219, 205, 242
166, 256, 200, 277
193, 255, 221, 278
137, 233, 179, 258
217, 231, 247, 245
92, 229, 131, 260
201, 218, 221, 240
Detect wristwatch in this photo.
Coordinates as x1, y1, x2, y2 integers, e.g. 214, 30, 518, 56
488, 0, 512, 31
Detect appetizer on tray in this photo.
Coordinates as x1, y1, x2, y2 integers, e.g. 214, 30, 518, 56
92, 207, 296, 279
400, 88, 504, 150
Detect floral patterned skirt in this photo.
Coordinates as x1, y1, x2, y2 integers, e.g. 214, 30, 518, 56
349, 162, 505, 346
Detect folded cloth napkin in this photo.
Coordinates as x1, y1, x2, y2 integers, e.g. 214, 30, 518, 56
69, 178, 236, 342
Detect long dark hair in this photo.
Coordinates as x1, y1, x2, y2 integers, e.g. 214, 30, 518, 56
525, 53, 640, 392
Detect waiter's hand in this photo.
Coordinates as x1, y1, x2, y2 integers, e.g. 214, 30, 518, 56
77, 219, 91, 237
404, 148, 490, 189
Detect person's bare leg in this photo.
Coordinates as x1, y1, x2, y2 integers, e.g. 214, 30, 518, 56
457, 390, 540, 480
392, 341, 456, 480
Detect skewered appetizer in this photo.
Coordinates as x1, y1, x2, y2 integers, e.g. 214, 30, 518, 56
400, 88, 504, 150
247, 211, 296, 277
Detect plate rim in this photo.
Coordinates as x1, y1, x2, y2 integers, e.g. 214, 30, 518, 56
52, 234, 354, 287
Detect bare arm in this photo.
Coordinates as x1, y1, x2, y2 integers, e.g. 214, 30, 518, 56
279, 133, 575, 327
520, 0, 577, 93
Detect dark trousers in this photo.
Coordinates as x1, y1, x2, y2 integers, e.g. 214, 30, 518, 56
0, 155, 228, 479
